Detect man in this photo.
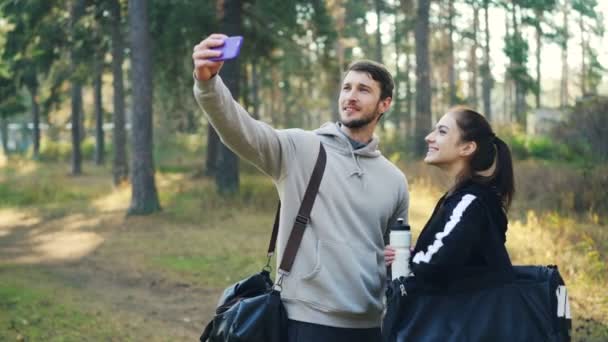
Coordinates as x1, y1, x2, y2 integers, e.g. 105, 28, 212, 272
193, 33, 408, 341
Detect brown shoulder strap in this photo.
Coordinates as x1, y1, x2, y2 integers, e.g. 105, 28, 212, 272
264, 143, 327, 274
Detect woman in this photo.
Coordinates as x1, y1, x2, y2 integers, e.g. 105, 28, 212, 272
385, 106, 514, 285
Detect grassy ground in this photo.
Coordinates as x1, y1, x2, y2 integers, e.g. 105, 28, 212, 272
0, 145, 606, 341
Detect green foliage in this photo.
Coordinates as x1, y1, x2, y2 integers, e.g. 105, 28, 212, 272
503, 32, 536, 94
501, 130, 583, 163
38, 137, 103, 162
552, 96, 608, 162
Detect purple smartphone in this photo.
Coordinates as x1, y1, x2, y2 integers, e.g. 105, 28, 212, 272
210, 36, 243, 61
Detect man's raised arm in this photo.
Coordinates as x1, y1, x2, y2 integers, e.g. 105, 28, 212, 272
192, 34, 288, 180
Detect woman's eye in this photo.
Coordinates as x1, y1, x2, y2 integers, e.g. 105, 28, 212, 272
439, 130, 447, 135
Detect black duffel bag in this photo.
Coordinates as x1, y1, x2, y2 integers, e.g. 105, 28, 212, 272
200, 143, 326, 342
383, 265, 572, 342
199, 270, 286, 342
382, 201, 572, 342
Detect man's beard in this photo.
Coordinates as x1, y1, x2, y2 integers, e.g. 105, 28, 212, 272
340, 110, 381, 129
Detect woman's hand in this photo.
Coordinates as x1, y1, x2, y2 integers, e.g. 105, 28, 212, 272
384, 245, 396, 266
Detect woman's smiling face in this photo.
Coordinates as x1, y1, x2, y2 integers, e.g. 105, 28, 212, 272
424, 112, 474, 168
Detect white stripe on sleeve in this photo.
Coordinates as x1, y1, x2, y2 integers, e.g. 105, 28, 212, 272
413, 194, 477, 264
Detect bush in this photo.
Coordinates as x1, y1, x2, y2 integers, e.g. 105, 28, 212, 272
553, 96, 608, 162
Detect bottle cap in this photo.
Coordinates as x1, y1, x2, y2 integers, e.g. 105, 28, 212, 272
391, 218, 410, 231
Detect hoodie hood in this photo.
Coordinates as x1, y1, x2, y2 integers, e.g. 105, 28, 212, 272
314, 122, 381, 158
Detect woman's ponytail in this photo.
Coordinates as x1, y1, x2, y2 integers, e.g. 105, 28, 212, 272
492, 137, 515, 210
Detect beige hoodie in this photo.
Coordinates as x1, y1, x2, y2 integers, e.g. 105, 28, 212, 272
194, 75, 409, 328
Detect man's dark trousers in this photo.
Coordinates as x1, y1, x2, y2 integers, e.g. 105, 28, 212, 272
287, 320, 381, 342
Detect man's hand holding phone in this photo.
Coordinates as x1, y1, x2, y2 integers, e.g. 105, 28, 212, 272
193, 34, 242, 81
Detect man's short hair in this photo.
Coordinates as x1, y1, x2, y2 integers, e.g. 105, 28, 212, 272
346, 60, 394, 100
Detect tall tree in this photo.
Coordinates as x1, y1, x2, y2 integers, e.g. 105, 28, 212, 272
503, 1, 534, 127
374, 0, 383, 63
415, 0, 432, 157
93, 55, 104, 165
1, 0, 64, 159
447, 0, 457, 105
70, 0, 86, 175
572, 0, 604, 96
466, 0, 481, 108
215, 0, 242, 195
559, 0, 570, 107
127, 0, 161, 214
521, 0, 558, 109
109, 0, 129, 184
481, 0, 493, 119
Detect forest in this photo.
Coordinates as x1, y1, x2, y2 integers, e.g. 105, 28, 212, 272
0, 0, 606, 340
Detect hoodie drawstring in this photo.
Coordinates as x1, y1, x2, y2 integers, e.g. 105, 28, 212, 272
349, 150, 364, 177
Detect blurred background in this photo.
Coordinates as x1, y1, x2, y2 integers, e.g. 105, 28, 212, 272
0, 0, 606, 341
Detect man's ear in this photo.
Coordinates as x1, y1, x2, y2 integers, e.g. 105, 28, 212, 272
378, 97, 392, 115
460, 141, 477, 157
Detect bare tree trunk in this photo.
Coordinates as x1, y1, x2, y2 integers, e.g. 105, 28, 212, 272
251, 56, 260, 119
511, 3, 526, 126
110, 0, 128, 185
447, 0, 456, 105
215, 0, 241, 195
374, 0, 383, 63
393, 19, 401, 129
560, 0, 569, 107
70, 0, 85, 175
415, 0, 432, 157
0, 117, 8, 154
580, 15, 586, 96
535, 16, 542, 108
127, 0, 161, 214
205, 125, 219, 176
469, 5, 479, 108
94, 57, 104, 165
28, 86, 40, 159
482, 0, 492, 120
71, 82, 83, 175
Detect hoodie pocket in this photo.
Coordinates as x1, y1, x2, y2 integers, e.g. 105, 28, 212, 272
297, 240, 384, 315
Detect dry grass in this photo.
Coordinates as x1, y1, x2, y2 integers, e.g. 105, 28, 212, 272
0, 155, 606, 340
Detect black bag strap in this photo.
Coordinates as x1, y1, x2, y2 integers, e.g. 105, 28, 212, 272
264, 143, 327, 275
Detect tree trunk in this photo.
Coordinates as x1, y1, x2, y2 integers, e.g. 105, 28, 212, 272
469, 5, 479, 108
251, 56, 260, 119
28, 86, 40, 159
393, 19, 401, 129
1, 116, 9, 155
580, 15, 586, 96
70, 0, 85, 175
447, 0, 456, 105
482, 0, 492, 120
415, 0, 431, 157
71, 82, 83, 175
127, 0, 161, 215
94, 57, 104, 165
110, 0, 128, 185
215, 0, 242, 195
560, 0, 569, 108
205, 125, 219, 176
374, 0, 383, 63
511, 3, 526, 126
535, 19, 542, 108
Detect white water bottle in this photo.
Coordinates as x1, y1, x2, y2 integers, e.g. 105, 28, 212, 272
390, 218, 411, 280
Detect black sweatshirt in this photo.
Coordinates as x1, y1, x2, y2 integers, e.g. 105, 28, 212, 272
410, 180, 511, 286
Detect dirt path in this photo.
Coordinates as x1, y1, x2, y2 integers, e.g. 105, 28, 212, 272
0, 208, 220, 340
